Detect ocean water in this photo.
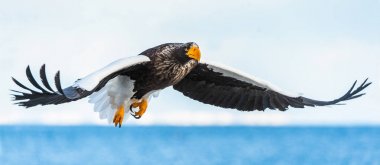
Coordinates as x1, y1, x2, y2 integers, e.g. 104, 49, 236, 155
1, 126, 379, 165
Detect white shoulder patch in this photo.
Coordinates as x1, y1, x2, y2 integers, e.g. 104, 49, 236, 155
204, 61, 299, 97
73, 55, 150, 91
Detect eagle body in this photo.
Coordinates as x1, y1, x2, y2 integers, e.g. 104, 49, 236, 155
130, 43, 198, 99
11, 42, 371, 127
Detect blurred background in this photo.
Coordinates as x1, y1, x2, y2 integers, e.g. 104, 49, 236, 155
1, 0, 379, 164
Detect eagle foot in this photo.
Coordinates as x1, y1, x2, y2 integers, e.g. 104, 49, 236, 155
113, 105, 125, 128
129, 99, 148, 119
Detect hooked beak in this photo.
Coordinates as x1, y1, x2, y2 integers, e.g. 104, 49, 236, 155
186, 44, 201, 61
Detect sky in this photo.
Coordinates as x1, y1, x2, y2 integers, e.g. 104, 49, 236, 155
0, 0, 379, 126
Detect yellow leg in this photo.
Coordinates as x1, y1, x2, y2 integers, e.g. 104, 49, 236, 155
131, 99, 140, 108
131, 99, 148, 119
113, 105, 125, 128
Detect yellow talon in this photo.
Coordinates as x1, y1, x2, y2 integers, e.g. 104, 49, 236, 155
131, 99, 148, 119
113, 105, 125, 128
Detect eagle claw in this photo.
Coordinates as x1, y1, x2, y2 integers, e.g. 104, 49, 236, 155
129, 105, 141, 119
113, 105, 125, 128
129, 105, 136, 112
129, 99, 148, 119
131, 114, 142, 119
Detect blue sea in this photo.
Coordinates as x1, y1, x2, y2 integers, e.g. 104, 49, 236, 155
1, 126, 379, 165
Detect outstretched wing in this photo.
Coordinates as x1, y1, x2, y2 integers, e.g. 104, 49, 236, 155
173, 62, 371, 111
11, 55, 151, 108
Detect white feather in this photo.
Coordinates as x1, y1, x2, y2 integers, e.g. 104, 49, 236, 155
88, 74, 159, 124
68, 55, 154, 124
204, 61, 299, 97
106, 108, 117, 123
88, 76, 134, 122
94, 96, 108, 112
73, 55, 150, 91
99, 108, 109, 119
88, 87, 107, 104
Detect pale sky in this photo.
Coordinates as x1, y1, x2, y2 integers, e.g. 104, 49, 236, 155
0, 0, 379, 126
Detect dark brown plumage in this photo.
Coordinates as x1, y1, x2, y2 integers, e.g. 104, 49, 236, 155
11, 42, 371, 124
173, 63, 371, 111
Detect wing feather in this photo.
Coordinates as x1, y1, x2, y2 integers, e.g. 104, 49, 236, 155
261, 93, 270, 110
54, 71, 65, 95
26, 66, 50, 93
173, 63, 371, 111
11, 55, 150, 108
39, 64, 55, 92
253, 93, 263, 110
73, 55, 150, 90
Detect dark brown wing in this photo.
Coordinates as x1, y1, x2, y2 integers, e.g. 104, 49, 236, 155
11, 65, 83, 107
11, 56, 150, 108
173, 63, 371, 111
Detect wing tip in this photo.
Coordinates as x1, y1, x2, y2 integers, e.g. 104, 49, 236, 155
301, 78, 371, 107
10, 65, 73, 107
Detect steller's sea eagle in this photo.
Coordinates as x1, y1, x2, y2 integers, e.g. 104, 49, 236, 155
11, 42, 371, 127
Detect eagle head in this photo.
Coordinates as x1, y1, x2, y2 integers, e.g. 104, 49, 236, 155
185, 42, 201, 62
175, 42, 201, 63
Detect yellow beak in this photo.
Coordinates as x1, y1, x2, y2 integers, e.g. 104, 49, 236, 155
186, 45, 201, 61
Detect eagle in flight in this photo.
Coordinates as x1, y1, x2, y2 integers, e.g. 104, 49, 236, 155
11, 42, 371, 127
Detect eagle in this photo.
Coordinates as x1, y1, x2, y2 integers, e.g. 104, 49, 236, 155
11, 42, 371, 127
